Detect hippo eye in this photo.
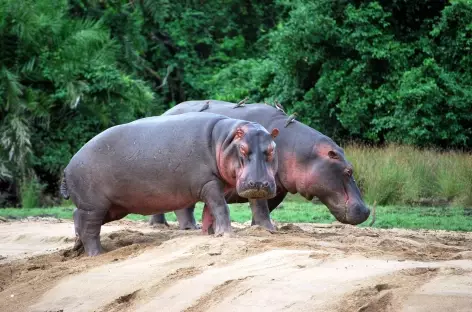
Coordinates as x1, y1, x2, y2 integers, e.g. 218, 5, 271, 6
328, 151, 339, 159
265, 145, 275, 161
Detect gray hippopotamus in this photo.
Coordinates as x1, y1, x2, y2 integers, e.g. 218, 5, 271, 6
149, 100, 371, 231
60, 112, 280, 256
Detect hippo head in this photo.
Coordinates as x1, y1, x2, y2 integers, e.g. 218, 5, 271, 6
294, 137, 370, 225
231, 123, 279, 199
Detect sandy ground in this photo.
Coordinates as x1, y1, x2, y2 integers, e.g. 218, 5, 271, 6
1, 218, 472, 312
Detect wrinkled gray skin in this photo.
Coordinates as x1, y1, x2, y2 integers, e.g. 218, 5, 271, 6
150, 101, 371, 231
60, 112, 279, 256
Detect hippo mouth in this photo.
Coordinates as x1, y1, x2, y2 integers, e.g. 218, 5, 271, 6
313, 178, 370, 225
238, 188, 274, 199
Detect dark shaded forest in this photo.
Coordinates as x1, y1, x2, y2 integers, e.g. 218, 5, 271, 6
1, 0, 471, 207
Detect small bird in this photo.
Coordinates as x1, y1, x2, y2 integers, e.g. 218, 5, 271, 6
199, 101, 210, 112
233, 97, 248, 108
284, 112, 298, 128
274, 100, 285, 113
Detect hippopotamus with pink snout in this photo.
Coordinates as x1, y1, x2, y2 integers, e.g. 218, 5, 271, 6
60, 112, 280, 256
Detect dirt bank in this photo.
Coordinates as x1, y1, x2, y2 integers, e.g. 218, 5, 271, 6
1, 219, 472, 312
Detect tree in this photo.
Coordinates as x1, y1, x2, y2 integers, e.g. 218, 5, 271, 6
0, 0, 155, 204
267, 0, 471, 148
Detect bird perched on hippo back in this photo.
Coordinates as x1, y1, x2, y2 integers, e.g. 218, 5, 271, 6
233, 97, 248, 108
284, 112, 298, 127
199, 100, 210, 112
59, 112, 280, 256
274, 100, 285, 113
149, 100, 371, 232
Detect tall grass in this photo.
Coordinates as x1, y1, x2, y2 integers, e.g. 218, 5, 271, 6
345, 144, 472, 207
20, 177, 45, 209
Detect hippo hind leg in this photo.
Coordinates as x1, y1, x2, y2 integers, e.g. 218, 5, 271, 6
73, 205, 128, 256
73, 206, 109, 257
175, 206, 200, 230
201, 204, 215, 235
149, 213, 169, 227
72, 208, 85, 254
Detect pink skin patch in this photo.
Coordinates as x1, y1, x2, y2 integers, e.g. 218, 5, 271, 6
201, 204, 214, 234
282, 145, 349, 203
215, 141, 238, 187
281, 152, 308, 194
316, 143, 352, 205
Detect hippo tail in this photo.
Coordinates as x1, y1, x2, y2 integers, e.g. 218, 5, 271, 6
60, 171, 70, 200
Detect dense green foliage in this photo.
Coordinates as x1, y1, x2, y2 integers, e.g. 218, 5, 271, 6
0, 0, 471, 206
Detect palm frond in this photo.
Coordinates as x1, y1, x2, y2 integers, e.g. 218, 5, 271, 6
0, 160, 12, 181
21, 57, 36, 74
142, 0, 171, 24
65, 80, 88, 109
56, 19, 116, 76
0, 115, 32, 175
1, 67, 23, 111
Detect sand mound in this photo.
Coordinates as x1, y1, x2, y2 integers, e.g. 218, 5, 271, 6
1, 219, 472, 312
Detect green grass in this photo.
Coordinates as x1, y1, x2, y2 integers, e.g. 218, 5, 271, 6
1, 201, 471, 232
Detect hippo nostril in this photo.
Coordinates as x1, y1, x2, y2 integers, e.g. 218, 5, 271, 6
248, 181, 256, 187
262, 181, 270, 188
345, 168, 353, 177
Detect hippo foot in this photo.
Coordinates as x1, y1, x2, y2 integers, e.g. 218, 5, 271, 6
205, 224, 232, 237
213, 223, 232, 237
84, 243, 104, 256
215, 231, 233, 238
207, 224, 215, 235
62, 236, 85, 258
251, 218, 276, 233
75, 236, 104, 257
149, 214, 169, 227
150, 220, 170, 227
73, 236, 85, 254
179, 223, 201, 230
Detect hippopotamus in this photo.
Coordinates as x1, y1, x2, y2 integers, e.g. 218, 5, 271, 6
149, 100, 371, 231
60, 112, 280, 256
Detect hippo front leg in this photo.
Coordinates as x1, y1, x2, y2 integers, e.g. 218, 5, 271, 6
249, 199, 275, 232
200, 180, 232, 236
250, 192, 286, 229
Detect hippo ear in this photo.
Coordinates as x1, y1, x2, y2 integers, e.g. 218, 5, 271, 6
270, 128, 279, 139
234, 127, 245, 139
328, 150, 339, 159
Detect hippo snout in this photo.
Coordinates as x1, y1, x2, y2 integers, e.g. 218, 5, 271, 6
322, 200, 370, 225
346, 202, 370, 225
237, 179, 276, 199
248, 181, 270, 189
